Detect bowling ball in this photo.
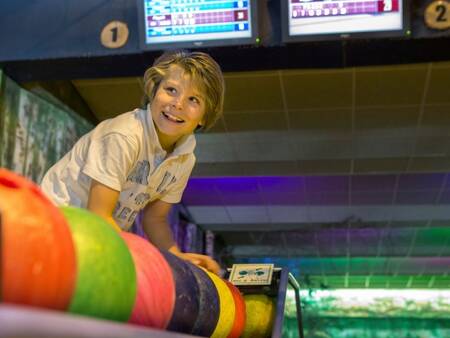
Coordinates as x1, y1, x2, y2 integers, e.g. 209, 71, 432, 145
188, 264, 220, 337
206, 270, 235, 338
161, 251, 200, 334
0, 168, 76, 310
121, 232, 175, 329
242, 294, 275, 338
225, 281, 246, 338
61, 206, 136, 322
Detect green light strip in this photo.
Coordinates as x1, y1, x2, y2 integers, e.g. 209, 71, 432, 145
285, 289, 450, 319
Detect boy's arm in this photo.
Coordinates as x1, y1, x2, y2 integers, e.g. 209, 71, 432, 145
87, 179, 122, 232
142, 199, 176, 250
143, 199, 221, 274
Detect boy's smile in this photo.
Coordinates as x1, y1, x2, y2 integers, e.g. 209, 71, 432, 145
161, 111, 184, 123
151, 65, 206, 152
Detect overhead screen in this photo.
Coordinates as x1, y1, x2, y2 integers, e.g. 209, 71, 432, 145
282, 0, 408, 41
138, 0, 257, 50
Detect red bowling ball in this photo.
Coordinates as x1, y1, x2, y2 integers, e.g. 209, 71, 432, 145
225, 280, 246, 338
0, 168, 76, 310
121, 232, 175, 329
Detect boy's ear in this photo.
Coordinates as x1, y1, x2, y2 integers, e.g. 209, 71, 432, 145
195, 119, 205, 132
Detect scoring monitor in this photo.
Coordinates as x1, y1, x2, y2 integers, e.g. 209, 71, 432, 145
282, 0, 408, 41
138, 0, 258, 50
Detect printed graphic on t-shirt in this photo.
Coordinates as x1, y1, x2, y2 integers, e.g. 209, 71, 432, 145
128, 210, 138, 224
127, 160, 150, 185
134, 192, 150, 205
113, 201, 121, 215
114, 162, 182, 229
156, 171, 177, 194
117, 207, 132, 221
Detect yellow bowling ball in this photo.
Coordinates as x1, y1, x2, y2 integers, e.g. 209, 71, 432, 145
206, 271, 235, 338
242, 294, 275, 338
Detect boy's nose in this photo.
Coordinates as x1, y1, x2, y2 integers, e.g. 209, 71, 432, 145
171, 97, 184, 110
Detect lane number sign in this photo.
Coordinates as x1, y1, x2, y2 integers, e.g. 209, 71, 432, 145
425, 1, 450, 30
101, 21, 129, 48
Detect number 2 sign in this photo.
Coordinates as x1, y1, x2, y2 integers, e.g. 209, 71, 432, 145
424, 0, 450, 30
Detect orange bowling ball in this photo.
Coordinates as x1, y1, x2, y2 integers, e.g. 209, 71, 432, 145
0, 168, 76, 310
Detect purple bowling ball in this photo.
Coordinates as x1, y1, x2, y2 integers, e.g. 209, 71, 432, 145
161, 251, 200, 334
188, 264, 220, 337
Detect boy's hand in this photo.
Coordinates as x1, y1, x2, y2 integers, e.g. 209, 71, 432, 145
173, 251, 221, 275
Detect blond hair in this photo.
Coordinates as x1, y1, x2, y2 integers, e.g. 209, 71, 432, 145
143, 50, 225, 131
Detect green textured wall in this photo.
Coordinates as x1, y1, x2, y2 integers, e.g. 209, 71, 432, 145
0, 71, 92, 183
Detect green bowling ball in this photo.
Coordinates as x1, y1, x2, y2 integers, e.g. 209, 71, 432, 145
61, 206, 136, 322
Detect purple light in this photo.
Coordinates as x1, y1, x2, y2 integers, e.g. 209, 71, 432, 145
183, 174, 450, 206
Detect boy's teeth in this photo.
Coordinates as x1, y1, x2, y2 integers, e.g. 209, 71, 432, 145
163, 112, 184, 122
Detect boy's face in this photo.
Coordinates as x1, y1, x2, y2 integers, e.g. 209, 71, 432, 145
151, 65, 206, 150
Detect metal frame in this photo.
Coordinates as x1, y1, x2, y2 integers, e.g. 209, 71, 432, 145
271, 268, 304, 338
288, 272, 305, 338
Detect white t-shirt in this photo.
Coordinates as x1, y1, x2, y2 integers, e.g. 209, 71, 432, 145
41, 107, 196, 230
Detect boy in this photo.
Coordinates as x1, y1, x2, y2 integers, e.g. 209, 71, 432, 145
41, 50, 223, 274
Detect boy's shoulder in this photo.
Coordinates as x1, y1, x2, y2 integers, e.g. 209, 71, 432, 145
99, 108, 144, 136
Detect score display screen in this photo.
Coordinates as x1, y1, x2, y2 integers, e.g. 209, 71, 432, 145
140, 0, 255, 49
285, 0, 405, 39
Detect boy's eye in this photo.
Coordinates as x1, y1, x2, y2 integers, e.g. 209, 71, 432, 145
190, 97, 200, 104
165, 87, 176, 94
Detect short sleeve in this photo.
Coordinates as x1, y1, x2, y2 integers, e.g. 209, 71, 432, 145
82, 133, 138, 191
160, 155, 195, 204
